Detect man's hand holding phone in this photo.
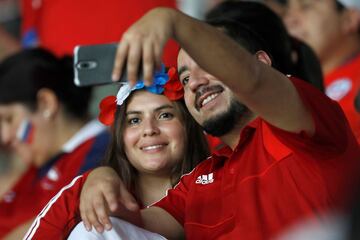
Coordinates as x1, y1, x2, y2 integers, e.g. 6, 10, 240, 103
112, 8, 177, 87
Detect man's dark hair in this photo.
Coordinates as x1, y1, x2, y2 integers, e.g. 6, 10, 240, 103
0, 48, 92, 119
208, 18, 273, 56
206, 1, 292, 72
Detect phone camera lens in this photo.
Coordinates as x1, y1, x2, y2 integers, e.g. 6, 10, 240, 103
77, 61, 97, 69
80, 62, 90, 68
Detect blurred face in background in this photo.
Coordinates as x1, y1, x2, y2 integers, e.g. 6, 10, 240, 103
284, 0, 345, 62
0, 103, 33, 164
0, 101, 56, 167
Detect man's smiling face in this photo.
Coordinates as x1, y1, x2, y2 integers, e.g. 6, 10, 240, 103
177, 49, 251, 137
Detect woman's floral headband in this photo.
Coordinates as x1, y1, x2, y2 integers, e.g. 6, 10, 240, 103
98, 65, 183, 126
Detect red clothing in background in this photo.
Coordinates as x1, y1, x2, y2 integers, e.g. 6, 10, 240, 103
20, 0, 178, 66
325, 53, 360, 142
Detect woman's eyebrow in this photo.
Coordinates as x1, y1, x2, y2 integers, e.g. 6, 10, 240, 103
126, 110, 142, 116
154, 105, 174, 112
126, 105, 173, 115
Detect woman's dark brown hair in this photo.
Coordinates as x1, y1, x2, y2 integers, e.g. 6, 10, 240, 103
102, 90, 210, 203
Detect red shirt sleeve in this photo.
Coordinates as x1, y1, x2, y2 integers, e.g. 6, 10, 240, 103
265, 77, 358, 159
24, 172, 90, 240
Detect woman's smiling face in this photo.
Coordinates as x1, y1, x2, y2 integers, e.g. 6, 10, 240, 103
123, 91, 186, 176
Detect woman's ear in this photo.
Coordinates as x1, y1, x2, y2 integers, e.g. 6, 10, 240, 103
36, 88, 59, 120
255, 50, 272, 66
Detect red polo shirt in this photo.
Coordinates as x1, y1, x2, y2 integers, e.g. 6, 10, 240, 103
325, 53, 360, 143
154, 77, 360, 239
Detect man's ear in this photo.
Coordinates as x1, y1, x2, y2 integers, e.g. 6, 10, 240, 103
341, 8, 360, 34
36, 88, 59, 120
255, 50, 272, 66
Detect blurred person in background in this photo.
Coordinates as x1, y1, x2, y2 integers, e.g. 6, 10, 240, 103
284, 0, 360, 142
0, 48, 110, 239
0, 0, 23, 196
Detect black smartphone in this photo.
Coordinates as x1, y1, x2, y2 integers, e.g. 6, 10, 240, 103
74, 43, 129, 87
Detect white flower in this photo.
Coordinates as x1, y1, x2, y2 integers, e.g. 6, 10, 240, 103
116, 84, 132, 106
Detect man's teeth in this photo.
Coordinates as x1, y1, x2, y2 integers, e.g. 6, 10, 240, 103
142, 145, 164, 150
201, 93, 219, 107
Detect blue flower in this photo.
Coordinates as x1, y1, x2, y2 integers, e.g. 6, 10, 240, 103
133, 64, 169, 94
116, 64, 169, 106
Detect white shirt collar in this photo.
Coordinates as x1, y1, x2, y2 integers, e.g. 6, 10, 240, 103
62, 120, 107, 153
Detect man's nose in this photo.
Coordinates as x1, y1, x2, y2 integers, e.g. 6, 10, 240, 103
188, 68, 211, 93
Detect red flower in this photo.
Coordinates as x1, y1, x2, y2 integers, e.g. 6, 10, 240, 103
98, 95, 117, 126
164, 67, 184, 101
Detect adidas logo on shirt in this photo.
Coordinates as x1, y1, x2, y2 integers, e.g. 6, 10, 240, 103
195, 173, 214, 185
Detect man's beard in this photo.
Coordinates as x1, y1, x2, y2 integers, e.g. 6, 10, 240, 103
202, 99, 250, 137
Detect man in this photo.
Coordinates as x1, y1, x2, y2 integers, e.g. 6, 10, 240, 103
28, 7, 359, 240
284, 0, 360, 142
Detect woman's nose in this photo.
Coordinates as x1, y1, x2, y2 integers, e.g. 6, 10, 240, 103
142, 118, 160, 137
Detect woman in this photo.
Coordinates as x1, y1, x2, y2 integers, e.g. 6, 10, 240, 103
24, 66, 210, 239
0, 48, 110, 239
